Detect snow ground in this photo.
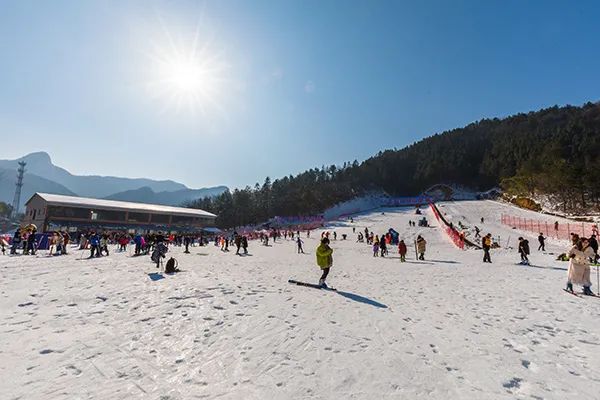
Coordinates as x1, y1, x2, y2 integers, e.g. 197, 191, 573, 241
1, 200, 600, 400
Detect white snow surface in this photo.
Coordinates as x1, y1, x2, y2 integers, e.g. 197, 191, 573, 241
2, 200, 600, 399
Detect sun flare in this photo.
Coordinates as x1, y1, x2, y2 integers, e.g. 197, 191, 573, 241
143, 22, 230, 115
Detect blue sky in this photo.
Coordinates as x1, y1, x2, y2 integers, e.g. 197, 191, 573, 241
1, 0, 599, 189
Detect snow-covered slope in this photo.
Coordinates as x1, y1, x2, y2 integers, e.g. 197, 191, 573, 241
1, 201, 599, 399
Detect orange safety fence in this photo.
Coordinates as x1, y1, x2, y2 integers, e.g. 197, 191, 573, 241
501, 214, 599, 241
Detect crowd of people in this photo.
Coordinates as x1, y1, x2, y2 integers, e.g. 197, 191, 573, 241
3, 208, 599, 296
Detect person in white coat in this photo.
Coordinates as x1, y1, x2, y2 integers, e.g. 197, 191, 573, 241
566, 238, 595, 295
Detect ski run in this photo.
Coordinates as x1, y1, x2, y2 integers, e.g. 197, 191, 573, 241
1, 200, 600, 399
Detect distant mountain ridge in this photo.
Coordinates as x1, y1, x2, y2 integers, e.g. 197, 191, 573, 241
104, 186, 229, 205
0, 152, 227, 210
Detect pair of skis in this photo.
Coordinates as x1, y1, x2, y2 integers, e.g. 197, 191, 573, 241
563, 289, 600, 298
288, 279, 337, 291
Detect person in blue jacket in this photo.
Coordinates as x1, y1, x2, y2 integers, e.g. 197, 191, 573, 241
134, 233, 143, 255
88, 232, 100, 258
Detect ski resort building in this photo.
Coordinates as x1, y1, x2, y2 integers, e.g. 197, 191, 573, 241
22, 192, 217, 233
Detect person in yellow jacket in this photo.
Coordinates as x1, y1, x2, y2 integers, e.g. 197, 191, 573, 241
482, 233, 492, 263
316, 237, 333, 287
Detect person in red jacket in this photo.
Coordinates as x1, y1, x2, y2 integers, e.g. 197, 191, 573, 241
398, 239, 407, 262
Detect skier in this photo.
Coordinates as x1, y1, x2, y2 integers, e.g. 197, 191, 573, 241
398, 239, 407, 262
566, 238, 595, 295
482, 233, 492, 263
474, 226, 481, 239
333, 231, 337, 241
296, 236, 304, 254
315, 237, 333, 287
538, 233, 546, 251
481, 217, 485, 224
416, 235, 427, 260
518, 237, 530, 265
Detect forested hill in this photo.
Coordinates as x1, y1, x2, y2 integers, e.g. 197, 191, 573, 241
190, 102, 600, 227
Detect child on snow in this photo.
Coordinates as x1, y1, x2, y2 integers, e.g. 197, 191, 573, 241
373, 240, 380, 257
398, 240, 407, 262
316, 237, 333, 287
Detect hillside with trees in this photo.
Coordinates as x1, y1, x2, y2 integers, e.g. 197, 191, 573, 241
189, 102, 600, 227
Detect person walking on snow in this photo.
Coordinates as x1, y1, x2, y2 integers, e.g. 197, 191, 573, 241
10, 228, 22, 255
416, 235, 427, 260
482, 233, 492, 263
241, 236, 248, 255
379, 234, 387, 257
566, 238, 595, 295
373, 238, 380, 257
518, 237, 530, 265
474, 226, 481, 239
398, 240, 407, 262
316, 237, 333, 287
296, 236, 304, 254
588, 235, 598, 263
538, 233, 546, 251
88, 232, 100, 258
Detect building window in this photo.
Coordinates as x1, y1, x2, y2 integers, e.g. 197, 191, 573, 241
128, 212, 150, 223
95, 210, 126, 221
48, 206, 92, 219
172, 215, 195, 225
150, 214, 170, 224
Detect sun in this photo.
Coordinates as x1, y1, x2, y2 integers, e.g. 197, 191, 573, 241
167, 59, 205, 93
143, 22, 230, 115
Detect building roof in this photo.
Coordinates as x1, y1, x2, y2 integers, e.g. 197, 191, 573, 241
27, 193, 216, 218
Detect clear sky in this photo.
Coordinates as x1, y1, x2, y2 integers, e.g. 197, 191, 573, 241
1, 0, 599, 189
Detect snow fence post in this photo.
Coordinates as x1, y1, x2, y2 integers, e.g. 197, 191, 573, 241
545, 221, 549, 236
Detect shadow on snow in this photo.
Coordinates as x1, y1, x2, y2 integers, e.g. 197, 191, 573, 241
335, 290, 388, 309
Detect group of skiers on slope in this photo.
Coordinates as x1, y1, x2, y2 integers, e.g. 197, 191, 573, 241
479, 226, 598, 296
312, 228, 427, 287
480, 232, 538, 266
363, 227, 426, 261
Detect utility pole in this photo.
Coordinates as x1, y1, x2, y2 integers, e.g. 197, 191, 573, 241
11, 161, 26, 220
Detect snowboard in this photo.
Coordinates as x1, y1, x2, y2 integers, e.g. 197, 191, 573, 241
288, 279, 337, 291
